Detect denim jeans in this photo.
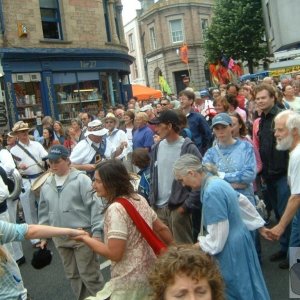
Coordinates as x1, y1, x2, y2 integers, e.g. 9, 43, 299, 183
266, 176, 291, 253
289, 210, 300, 248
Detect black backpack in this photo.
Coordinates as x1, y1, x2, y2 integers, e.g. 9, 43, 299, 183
0, 166, 14, 193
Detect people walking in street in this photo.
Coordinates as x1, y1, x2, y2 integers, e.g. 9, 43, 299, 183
173, 154, 270, 300
149, 110, 202, 244
70, 120, 122, 176
267, 111, 300, 253
38, 145, 104, 300
73, 159, 172, 300
255, 84, 291, 268
10, 121, 48, 246
0, 220, 88, 300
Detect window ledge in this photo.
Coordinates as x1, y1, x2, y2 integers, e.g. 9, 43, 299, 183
39, 39, 73, 44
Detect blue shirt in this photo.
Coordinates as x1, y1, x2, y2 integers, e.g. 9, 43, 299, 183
187, 111, 212, 155
132, 125, 154, 150
203, 139, 256, 204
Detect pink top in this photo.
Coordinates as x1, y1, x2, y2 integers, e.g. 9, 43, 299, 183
235, 106, 247, 123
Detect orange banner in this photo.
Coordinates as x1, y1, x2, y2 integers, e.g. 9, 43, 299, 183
179, 44, 189, 64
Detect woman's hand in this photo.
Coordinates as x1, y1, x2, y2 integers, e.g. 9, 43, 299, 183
69, 229, 90, 241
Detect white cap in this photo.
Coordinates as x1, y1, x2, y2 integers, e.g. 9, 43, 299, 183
84, 119, 108, 137
140, 104, 153, 112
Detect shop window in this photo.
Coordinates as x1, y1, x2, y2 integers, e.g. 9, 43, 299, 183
13, 74, 43, 124
53, 72, 101, 122
169, 19, 184, 44
39, 0, 62, 39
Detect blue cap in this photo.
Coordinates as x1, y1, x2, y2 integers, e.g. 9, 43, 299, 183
211, 113, 232, 128
43, 145, 69, 161
200, 90, 210, 97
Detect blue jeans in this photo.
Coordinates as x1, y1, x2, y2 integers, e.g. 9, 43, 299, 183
289, 210, 300, 248
266, 176, 291, 253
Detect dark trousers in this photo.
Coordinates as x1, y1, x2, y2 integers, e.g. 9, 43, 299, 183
266, 176, 291, 253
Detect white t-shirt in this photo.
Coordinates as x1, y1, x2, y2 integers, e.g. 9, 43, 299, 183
10, 141, 48, 175
70, 137, 116, 164
106, 129, 129, 159
286, 97, 300, 113
156, 137, 184, 207
288, 143, 300, 195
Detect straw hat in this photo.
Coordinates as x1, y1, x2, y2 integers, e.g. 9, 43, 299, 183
11, 121, 31, 134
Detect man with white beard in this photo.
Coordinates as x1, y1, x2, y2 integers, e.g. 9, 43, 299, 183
268, 111, 300, 256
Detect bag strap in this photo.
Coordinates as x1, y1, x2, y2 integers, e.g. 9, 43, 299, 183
16, 142, 45, 172
115, 197, 167, 256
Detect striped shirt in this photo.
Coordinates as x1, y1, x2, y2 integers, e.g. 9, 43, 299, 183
0, 221, 28, 300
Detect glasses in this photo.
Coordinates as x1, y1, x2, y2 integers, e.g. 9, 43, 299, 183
161, 103, 168, 106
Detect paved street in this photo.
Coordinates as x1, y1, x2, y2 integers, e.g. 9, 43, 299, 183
19, 219, 291, 300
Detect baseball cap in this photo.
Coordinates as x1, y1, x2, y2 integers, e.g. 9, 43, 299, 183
140, 104, 153, 112
211, 113, 232, 128
200, 90, 210, 97
43, 145, 69, 161
148, 110, 179, 125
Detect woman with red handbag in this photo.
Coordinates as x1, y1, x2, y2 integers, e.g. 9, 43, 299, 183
73, 159, 173, 300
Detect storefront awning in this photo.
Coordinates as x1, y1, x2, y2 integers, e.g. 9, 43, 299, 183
132, 84, 162, 101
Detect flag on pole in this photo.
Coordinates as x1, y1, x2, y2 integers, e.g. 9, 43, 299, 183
159, 76, 172, 95
179, 44, 189, 64
228, 57, 235, 70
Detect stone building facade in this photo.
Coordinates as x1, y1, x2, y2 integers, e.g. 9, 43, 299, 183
138, 0, 213, 94
0, 0, 133, 128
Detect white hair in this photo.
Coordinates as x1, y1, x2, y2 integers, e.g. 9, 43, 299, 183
275, 110, 300, 135
173, 154, 218, 178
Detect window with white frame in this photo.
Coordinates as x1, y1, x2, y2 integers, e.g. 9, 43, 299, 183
39, 0, 62, 39
128, 33, 134, 52
169, 19, 184, 43
201, 18, 209, 40
149, 27, 157, 50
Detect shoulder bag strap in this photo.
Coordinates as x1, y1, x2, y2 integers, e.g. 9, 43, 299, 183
115, 197, 167, 256
16, 142, 45, 171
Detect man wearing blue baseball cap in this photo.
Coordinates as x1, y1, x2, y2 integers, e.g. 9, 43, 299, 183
38, 145, 104, 299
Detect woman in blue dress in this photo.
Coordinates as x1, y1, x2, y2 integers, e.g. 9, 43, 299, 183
173, 154, 270, 300
203, 113, 257, 205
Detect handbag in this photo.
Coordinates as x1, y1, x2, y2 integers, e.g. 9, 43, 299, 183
115, 197, 167, 256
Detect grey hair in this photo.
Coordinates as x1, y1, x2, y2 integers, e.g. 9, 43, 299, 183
275, 110, 300, 135
173, 154, 218, 178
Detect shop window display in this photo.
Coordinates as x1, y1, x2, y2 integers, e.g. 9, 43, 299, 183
14, 81, 43, 125
54, 72, 102, 122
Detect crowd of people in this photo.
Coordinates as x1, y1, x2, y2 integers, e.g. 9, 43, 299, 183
1, 73, 300, 300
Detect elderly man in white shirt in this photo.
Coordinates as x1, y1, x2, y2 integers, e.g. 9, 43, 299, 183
70, 119, 125, 177
10, 121, 48, 246
0, 137, 25, 265
104, 113, 129, 160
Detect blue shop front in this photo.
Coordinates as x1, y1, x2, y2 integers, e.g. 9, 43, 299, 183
1, 48, 134, 128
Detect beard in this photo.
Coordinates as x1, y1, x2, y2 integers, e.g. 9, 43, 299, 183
276, 135, 293, 151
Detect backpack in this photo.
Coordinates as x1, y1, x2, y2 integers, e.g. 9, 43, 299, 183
0, 166, 14, 193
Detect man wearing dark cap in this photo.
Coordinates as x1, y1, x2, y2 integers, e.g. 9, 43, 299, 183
149, 110, 202, 244
38, 145, 104, 299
